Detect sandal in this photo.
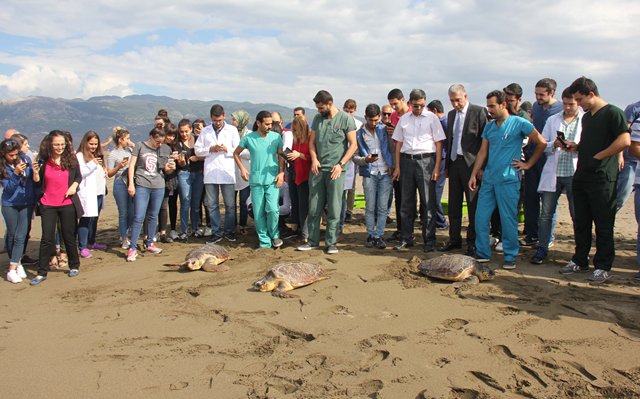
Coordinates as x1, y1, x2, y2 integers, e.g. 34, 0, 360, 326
30, 275, 47, 286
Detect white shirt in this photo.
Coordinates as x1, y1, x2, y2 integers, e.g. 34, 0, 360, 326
76, 152, 106, 217
453, 102, 469, 157
194, 122, 240, 184
392, 110, 446, 154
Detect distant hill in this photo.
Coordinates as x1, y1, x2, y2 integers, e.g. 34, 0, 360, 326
0, 95, 311, 144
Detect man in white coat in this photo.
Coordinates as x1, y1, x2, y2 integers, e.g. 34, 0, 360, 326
530, 88, 583, 264
194, 104, 240, 243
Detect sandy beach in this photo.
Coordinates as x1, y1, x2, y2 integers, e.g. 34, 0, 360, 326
1, 177, 640, 399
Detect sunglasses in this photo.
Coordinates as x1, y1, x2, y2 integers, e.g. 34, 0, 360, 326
2, 139, 19, 150
382, 112, 392, 116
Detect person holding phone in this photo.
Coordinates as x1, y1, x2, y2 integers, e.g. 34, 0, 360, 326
353, 104, 394, 249
107, 127, 134, 249
76, 131, 108, 258
1, 139, 36, 283
31, 131, 83, 285
529, 88, 584, 265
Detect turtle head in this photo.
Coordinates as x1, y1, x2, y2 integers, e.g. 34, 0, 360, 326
477, 265, 496, 281
185, 258, 202, 271
254, 278, 277, 292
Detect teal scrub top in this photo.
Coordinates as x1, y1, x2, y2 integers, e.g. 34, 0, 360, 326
482, 115, 534, 185
239, 131, 284, 186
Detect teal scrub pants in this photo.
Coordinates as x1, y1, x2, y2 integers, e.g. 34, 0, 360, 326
308, 170, 345, 247
251, 183, 280, 248
475, 181, 520, 262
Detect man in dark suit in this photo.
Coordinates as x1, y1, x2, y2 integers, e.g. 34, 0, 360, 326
440, 84, 488, 256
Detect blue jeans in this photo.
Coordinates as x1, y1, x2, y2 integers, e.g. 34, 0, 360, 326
177, 170, 192, 233
2, 205, 32, 265
363, 173, 393, 238
635, 184, 640, 267
130, 186, 164, 249
189, 171, 204, 231
617, 157, 637, 211
538, 177, 574, 251
78, 195, 104, 249
204, 183, 236, 236
113, 178, 134, 238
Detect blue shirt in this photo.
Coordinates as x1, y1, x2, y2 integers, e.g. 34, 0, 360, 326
238, 131, 283, 186
1, 153, 36, 207
482, 116, 534, 185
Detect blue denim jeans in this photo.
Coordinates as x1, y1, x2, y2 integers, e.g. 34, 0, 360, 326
130, 186, 164, 249
78, 195, 104, 249
2, 205, 33, 265
204, 183, 236, 236
617, 157, 637, 211
189, 171, 204, 231
363, 173, 393, 238
113, 177, 134, 238
635, 184, 640, 267
177, 170, 192, 233
538, 176, 574, 251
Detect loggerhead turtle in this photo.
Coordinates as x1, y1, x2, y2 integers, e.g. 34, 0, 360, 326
183, 244, 232, 272
418, 254, 495, 287
254, 261, 329, 298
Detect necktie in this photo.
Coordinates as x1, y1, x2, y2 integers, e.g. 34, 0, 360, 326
451, 111, 462, 161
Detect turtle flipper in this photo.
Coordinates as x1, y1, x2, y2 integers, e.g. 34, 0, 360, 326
452, 275, 480, 288
271, 282, 298, 298
201, 258, 230, 272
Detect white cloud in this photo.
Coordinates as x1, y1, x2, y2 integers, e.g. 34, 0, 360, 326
0, 0, 639, 109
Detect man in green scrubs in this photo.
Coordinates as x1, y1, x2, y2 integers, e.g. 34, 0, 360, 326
234, 111, 285, 249
297, 90, 358, 254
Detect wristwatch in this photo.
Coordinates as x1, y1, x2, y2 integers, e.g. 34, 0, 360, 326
338, 161, 345, 168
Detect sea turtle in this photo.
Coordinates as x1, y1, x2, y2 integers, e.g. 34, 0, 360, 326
254, 261, 329, 298
418, 254, 495, 287
183, 244, 232, 272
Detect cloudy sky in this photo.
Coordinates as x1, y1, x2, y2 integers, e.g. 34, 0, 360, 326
1, 0, 639, 111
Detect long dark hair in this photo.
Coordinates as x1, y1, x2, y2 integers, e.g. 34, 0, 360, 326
77, 130, 103, 161
39, 130, 78, 170
0, 139, 22, 180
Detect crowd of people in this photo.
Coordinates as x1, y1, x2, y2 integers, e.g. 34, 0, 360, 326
2, 76, 638, 287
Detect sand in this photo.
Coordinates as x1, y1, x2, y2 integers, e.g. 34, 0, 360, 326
1, 178, 640, 399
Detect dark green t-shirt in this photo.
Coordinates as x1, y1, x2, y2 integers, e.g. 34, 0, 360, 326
574, 104, 630, 182
312, 111, 356, 172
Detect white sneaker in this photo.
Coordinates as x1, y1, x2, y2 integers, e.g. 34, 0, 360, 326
495, 242, 503, 252
169, 230, 179, 240
490, 237, 500, 247
121, 237, 131, 249
7, 269, 22, 284
16, 264, 27, 279
204, 227, 212, 236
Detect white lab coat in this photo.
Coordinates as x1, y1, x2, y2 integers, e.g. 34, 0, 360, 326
194, 122, 240, 185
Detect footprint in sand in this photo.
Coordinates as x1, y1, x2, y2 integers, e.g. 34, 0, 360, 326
441, 318, 469, 330
565, 360, 598, 381
330, 305, 352, 316
306, 354, 327, 369
349, 379, 384, 397
169, 381, 189, 390
434, 357, 450, 368
489, 344, 517, 360
447, 387, 488, 399
498, 305, 521, 316
469, 370, 506, 393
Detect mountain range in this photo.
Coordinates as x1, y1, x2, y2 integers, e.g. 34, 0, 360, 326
0, 95, 306, 144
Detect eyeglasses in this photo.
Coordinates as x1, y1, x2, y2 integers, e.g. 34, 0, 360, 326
382, 112, 392, 117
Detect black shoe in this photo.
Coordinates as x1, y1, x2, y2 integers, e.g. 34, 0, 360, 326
224, 233, 237, 242
366, 235, 375, 248
390, 231, 402, 242
160, 234, 173, 243
21, 255, 38, 265
530, 247, 547, 265
386, 216, 394, 225
465, 245, 476, 257
439, 242, 462, 252
394, 241, 414, 251
375, 237, 387, 249
344, 213, 353, 223
519, 237, 538, 246
423, 243, 436, 253
281, 228, 298, 239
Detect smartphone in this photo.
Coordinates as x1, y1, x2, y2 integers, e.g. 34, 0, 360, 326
123, 156, 129, 162
37, 158, 45, 166
283, 148, 293, 156
385, 121, 394, 128
370, 153, 378, 158
556, 131, 568, 147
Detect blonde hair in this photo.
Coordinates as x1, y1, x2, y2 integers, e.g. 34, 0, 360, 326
112, 126, 130, 148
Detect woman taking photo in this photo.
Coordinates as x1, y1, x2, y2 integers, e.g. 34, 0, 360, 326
158, 125, 179, 243
126, 127, 173, 261
31, 131, 83, 286
107, 127, 134, 248
287, 115, 312, 241
76, 131, 108, 258
1, 139, 36, 283
175, 119, 199, 240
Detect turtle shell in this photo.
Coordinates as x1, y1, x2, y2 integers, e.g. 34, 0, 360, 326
267, 262, 328, 288
418, 254, 479, 282
184, 244, 230, 270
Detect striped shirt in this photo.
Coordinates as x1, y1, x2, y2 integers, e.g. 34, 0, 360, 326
556, 115, 580, 177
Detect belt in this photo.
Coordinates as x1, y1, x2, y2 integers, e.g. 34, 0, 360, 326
401, 152, 435, 160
